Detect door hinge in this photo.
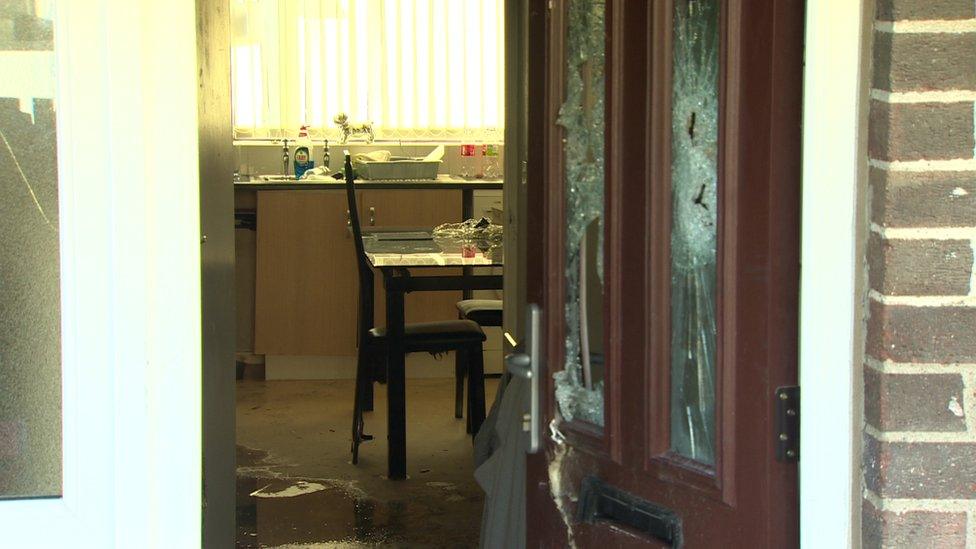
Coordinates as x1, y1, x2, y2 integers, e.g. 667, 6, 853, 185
775, 386, 799, 462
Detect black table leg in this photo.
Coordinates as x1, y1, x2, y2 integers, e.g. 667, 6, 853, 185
385, 272, 407, 480
462, 189, 474, 301
467, 343, 486, 435
462, 188, 474, 221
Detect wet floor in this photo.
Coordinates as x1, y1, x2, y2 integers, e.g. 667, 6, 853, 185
236, 378, 497, 548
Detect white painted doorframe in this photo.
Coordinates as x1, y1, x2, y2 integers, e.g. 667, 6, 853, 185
0, 0, 867, 546
799, 1, 870, 547
0, 1, 204, 546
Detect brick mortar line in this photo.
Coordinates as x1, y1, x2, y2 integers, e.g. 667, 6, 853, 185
875, 20, 976, 34
969, 511, 976, 549
972, 241, 976, 298
868, 289, 976, 306
865, 423, 976, 443
964, 371, 976, 436
864, 489, 976, 513
871, 89, 976, 103
870, 222, 976, 240
869, 158, 976, 172
865, 356, 976, 374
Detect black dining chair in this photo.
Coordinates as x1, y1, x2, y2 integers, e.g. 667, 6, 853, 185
345, 154, 488, 464
453, 299, 502, 422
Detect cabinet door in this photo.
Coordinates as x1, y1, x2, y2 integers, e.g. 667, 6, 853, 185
254, 190, 359, 356
361, 189, 463, 327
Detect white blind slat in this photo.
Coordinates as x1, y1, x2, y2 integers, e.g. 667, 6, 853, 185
230, 0, 503, 140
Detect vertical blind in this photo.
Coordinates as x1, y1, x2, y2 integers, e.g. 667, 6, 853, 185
231, 0, 505, 141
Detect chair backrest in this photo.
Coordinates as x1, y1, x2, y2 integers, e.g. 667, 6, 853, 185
344, 153, 375, 338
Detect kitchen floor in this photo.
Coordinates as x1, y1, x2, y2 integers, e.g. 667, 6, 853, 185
236, 377, 498, 548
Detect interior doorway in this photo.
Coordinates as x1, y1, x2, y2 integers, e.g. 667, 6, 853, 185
198, 0, 518, 546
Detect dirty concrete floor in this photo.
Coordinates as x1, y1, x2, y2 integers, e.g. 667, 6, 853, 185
236, 378, 498, 548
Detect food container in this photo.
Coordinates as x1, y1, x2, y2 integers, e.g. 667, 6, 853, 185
353, 157, 441, 180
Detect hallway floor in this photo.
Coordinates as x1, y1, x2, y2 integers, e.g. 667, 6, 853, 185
236, 377, 498, 548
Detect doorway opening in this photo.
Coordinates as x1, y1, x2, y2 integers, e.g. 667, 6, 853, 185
202, 1, 521, 546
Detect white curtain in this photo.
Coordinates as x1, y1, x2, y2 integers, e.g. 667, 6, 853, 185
231, 0, 504, 141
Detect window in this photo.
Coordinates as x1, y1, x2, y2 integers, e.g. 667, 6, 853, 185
231, 0, 505, 141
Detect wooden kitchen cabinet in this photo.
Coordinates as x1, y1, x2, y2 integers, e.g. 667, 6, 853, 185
253, 188, 462, 357
254, 190, 358, 356
360, 189, 462, 329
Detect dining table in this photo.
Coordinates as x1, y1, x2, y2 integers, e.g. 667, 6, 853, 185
362, 228, 503, 480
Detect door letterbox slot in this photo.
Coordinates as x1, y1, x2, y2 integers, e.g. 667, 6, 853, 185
577, 476, 683, 547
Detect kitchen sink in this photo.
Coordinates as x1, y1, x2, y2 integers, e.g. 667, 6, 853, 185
256, 174, 300, 182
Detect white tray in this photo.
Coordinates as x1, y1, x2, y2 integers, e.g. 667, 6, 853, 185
354, 157, 441, 180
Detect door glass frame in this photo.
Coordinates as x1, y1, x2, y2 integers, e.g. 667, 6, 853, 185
543, 0, 615, 457
646, 0, 732, 501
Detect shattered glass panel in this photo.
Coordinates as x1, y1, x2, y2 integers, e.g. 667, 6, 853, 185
553, 0, 606, 427
669, 0, 719, 465
0, 1, 63, 498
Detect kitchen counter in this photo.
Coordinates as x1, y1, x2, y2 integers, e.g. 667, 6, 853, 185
234, 175, 504, 191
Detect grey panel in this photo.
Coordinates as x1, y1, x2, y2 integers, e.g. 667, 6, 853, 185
0, 2, 61, 499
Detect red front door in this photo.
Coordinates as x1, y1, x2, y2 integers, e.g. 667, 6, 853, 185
521, 1, 803, 546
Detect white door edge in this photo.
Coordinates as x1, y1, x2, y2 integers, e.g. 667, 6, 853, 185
0, 1, 204, 547
799, 1, 870, 547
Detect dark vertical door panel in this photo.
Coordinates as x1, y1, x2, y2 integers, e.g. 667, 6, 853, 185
197, 0, 236, 547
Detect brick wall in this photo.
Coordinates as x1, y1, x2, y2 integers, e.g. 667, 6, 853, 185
864, 1, 976, 547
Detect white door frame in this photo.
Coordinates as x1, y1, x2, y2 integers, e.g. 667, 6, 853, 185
799, 0, 870, 547
0, 1, 204, 546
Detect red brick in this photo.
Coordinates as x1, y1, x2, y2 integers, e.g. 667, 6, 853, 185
862, 500, 967, 548
864, 435, 976, 498
868, 234, 973, 296
877, 0, 976, 21
867, 301, 976, 363
871, 168, 976, 228
873, 31, 976, 92
869, 101, 975, 162
864, 368, 967, 431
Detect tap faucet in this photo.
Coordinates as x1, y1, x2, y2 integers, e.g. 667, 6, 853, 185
280, 138, 290, 175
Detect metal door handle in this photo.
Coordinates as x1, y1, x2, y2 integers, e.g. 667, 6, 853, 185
505, 304, 541, 453
368, 206, 375, 226
346, 209, 351, 227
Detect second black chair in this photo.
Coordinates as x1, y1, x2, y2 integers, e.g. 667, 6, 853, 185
453, 299, 502, 423
345, 154, 488, 464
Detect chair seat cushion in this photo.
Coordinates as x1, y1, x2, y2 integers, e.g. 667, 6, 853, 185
456, 299, 503, 327
369, 319, 486, 344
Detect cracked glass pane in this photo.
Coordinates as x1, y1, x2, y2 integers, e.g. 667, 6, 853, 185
553, 0, 605, 427
670, 0, 720, 465
0, 1, 62, 498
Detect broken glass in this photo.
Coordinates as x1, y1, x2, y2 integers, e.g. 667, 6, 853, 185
553, 0, 606, 427
669, 0, 720, 465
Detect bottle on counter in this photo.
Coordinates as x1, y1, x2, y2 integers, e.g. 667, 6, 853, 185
293, 124, 314, 178
482, 143, 500, 180
459, 144, 476, 179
